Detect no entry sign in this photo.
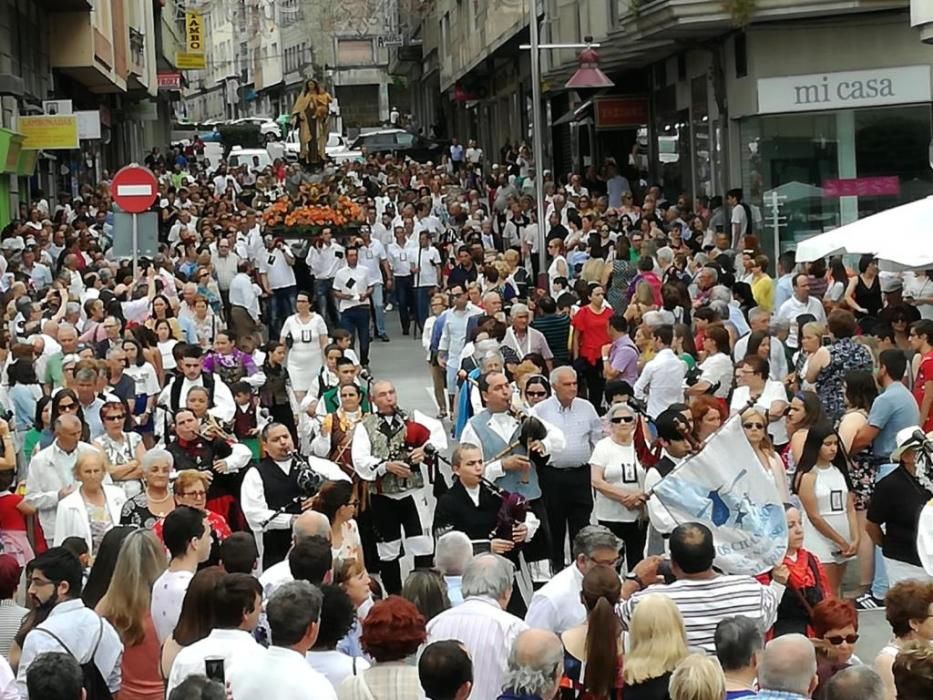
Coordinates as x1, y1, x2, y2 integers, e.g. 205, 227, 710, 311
111, 164, 158, 213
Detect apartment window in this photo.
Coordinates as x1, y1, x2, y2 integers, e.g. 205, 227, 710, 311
734, 32, 747, 78
337, 39, 374, 66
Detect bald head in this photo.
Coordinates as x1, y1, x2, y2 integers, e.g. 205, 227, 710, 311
503, 629, 563, 699
758, 634, 817, 697
824, 666, 884, 700
292, 511, 331, 543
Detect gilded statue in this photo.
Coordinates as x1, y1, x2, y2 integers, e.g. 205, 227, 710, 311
291, 78, 332, 168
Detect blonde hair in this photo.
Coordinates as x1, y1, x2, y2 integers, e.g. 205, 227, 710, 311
741, 407, 774, 456
633, 281, 655, 307
97, 529, 167, 646
669, 654, 727, 700
73, 449, 105, 478
174, 469, 209, 496
801, 321, 826, 342
334, 555, 366, 585
623, 594, 689, 684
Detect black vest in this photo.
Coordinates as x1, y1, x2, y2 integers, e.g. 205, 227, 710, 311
169, 373, 216, 412
256, 458, 302, 569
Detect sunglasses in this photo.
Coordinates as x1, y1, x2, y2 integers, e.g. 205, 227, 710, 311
525, 390, 547, 398
58, 402, 78, 411
826, 634, 859, 645
743, 422, 765, 430
610, 416, 635, 424
104, 414, 126, 421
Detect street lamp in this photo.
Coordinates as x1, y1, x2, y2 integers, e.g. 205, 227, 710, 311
522, 29, 614, 272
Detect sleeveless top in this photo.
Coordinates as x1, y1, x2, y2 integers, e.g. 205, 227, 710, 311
816, 338, 872, 422
854, 275, 882, 318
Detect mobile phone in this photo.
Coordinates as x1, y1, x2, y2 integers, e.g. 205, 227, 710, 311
204, 657, 225, 684
821, 335, 832, 347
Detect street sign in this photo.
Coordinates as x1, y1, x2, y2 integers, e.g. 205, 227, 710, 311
18, 115, 79, 150
111, 164, 158, 214
176, 52, 207, 70
111, 212, 159, 259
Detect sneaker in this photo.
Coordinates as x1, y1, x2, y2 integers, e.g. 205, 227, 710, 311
385, 303, 394, 311
379, 334, 390, 342
855, 592, 885, 610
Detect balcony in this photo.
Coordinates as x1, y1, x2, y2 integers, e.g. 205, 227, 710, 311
49, 7, 127, 93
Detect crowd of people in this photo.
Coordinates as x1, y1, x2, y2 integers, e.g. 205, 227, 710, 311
0, 141, 927, 700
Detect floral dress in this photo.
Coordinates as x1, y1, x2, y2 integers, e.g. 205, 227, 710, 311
815, 338, 873, 422
120, 492, 161, 530
840, 408, 876, 510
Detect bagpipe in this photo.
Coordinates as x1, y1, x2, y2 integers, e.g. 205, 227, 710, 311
481, 476, 529, 541
377, 408, 432, 496
482, 405, 549, 484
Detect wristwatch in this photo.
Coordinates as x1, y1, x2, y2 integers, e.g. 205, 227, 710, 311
624, 571, 645, 590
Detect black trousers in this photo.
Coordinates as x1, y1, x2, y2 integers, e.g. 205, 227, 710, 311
599, 519, 647, 573
577, 357, 605, 414
540, 465, 593, 571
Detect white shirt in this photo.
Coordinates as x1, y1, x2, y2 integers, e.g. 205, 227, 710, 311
259, 246, 297, 290
17, 599, 123, 698
25, 441, 102, 541
158, 374, 236, 424
333, 265, 372, 313
427, 596, 528, 700
775, 295, 826, 349
412, 245, 442, 288
525, 563, 586, 634
359, 240, 387, 286
698, 352, 734, 399
151, 569, 194, 643
387, 242, 413, 276
634, 348, 686, 419
167, 628, 261, 696
731, 381, 790, 445
229, 272, 261, 321
230, 645, 337, 700
590, 437, 645, 522
259, 558, 293, 603
0, 656, 16, 700
307, 650, 370, 689
306, 242, 346, 280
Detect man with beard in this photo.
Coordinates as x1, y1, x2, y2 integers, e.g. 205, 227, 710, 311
16, 547, 123, 698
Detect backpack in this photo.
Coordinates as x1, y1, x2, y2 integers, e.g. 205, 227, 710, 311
35, 617, 113, 700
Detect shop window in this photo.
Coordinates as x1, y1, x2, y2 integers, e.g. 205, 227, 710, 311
677, 54, 686, 82
691, 76, 711, 200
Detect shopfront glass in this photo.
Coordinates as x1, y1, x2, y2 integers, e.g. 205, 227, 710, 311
740, 105, 933, 261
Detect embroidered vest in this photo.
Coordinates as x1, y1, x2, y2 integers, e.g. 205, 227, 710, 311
468, 409, 541, 500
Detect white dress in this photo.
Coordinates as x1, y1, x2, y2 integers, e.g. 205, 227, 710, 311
281, 313, 328, 393
801, 464, 851, 564
548, 254, 568, 297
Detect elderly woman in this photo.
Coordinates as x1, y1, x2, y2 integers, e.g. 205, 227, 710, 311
94, 400, 146, 499
874, 580, 933, 700
53, 449, 127, 558
811, 599, 861, 696
154, 469, 231, 566
191, 294, 219, 349
120, 448, 175, 530
336, 595, 427, 699
590, 402, 647, 572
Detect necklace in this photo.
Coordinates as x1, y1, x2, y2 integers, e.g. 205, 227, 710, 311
146, 489, 172, 504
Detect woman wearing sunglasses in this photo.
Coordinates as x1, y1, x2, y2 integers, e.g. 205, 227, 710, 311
740, 407, 789, 502
95, 400, 145, 499
589, 402, 647, 572
811, 598, 861, 695
521, 375, 551, 410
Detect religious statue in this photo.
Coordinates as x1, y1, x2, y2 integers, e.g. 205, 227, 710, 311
291, 79, 333, 169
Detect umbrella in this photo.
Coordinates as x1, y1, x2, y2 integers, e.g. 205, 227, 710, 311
796, 195, 933, 269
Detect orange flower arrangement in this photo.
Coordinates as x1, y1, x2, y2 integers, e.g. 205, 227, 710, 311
262, 194, 365, 229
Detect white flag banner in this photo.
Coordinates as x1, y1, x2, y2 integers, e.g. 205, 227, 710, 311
918, 501, 933, 576
651, 415, 788, 575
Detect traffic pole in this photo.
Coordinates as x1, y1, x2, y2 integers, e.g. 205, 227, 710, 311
132, 213, 138, 279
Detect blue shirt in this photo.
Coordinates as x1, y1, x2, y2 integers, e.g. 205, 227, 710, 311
868, 380, 920, 459
774, 273, 795, 310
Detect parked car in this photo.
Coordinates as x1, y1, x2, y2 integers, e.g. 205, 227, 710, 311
227, 146, 273, 172
347, 129, 447, 162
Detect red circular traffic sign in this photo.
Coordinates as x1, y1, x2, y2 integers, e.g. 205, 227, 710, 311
111, 164, 158, 214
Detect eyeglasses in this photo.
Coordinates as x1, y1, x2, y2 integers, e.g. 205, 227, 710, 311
589, 555, 622, 568
743, 422, 765, 430
525, 390, 547, 398
104, 414, 126, 421
58, 402, 77, 411
610, 416, 635, 424
180, 490, 207, 499
826, 634, 859, 645
27, 577, 56, 588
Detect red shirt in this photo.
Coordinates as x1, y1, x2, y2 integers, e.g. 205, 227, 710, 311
572, 305, 612, 364
914, 349, 933, 432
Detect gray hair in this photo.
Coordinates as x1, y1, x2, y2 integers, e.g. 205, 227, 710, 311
106, 347, 125, 361
656, 246, 674, 266
267, 580, 323, 647
748, 306, 771, 324
702, 266, 719, 283
824, 666, 885, 700
479, 352, 503, 371
510, 302, 530, 318
759, 634, 817, 696
709, 284, 732, 303
461, 553, 514, 600
141, 448, 173, 475
571, 525, 621, 560
549, 365, 576, 385
714, 616, 763, 672
435, 531, 473, 576
74, 366, 97, 383
502, 630, 564, 698
293, 511, 332, 542
58, 323, 77, 336
709, 300, 731, 320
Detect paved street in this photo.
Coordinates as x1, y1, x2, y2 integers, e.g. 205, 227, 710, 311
361, 309, 893, 660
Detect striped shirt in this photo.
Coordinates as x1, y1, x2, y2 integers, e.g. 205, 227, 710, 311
531, 313, 571, 365
618, 575, 785, 654
0, 599, 27, 658
426, 596, 528, 700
